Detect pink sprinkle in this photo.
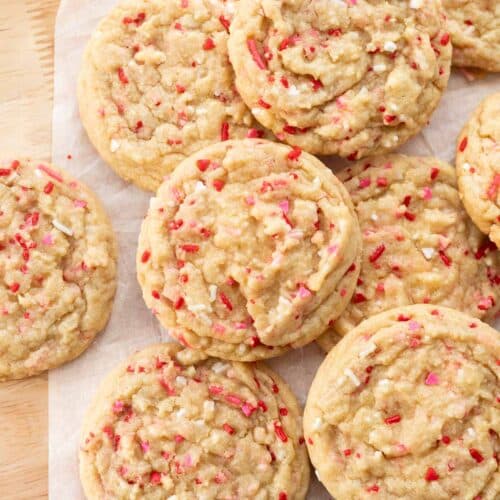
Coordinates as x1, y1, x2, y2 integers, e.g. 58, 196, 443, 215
245, 195, 255, 206
140, 441, 150, 452
234, 322, 248, 330
279, 200, 289, 214
74, 199, 88, 208
422, 187, 433, 200
241, 402, 256, 417
37, 164, 63, 182
408, 320, 421, 331
328, 244, 338, 255
225, 394, 242, 406
213, 323, 226, 334
112, 400, 124, 413
359, 177, 371, 189
335, 97, 347, 110
298, 285, 312, 299
425, 372, 440, 386
182, 454, 193, 467
42, 234, 54, 246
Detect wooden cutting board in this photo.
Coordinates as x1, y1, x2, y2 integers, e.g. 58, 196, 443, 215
0, 0, 59, 497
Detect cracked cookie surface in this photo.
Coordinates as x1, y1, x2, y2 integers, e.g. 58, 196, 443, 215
306, 305, 500, 500
228, 0, 451, 158
137, 139, 361, 361
317, 155, 499, 352
456, 92, 500, 247
443, 0, 500, 71
78, 0, 266, 191
0, 159, 117, 380
79, 343, 310, 499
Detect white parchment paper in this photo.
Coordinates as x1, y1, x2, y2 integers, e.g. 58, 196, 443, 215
49, 1, 500, 497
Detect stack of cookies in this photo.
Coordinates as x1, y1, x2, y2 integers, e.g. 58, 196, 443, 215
1, 0, 498, 498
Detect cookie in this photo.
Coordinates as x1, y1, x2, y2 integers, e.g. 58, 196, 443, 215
137, 139, 361, 361
456, 93, 500, 247
79, 343, 310, 499
227, 0, 451, 158
305, 305, 500, 500
0, 159, 117, 380
443, 0, 500, 72
317, 154, 500, 352
78, 0, 267, 192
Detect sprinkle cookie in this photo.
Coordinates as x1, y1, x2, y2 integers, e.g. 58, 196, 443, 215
317, 154, 500, 352
137, 139, 361, 361
78, 0, 266, 192
227, 0, 451, 159
456, 93, 500, 247
305, 305, 500, 500
79, 343, 310, 499
443, 0, 500, 72
0, 159, 117, 380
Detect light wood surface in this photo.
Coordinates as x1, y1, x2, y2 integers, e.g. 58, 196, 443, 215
0, 0, 59, 498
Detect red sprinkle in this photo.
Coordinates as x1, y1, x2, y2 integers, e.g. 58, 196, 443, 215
221, 122, 229, 141
376, 177, 388, 187
150, 471, 162, 485
223, 423, 235, 435
440, 33, 450, 45
9, 283, 20, 293
0, 168, 11, 176
441, 436, 451, 445
44, 182, 54, 194
247, 39, 267, 69
430, 167, 440, 180
438, 250, 452, 267
352, 292, 367, 304
279, 407, 288, 416
287, 146, 302, 161
274, 422, 288, 442
219, 15, 230, 32
258, 98, 272, 109
403, 211, 416, 221
196, 159, 211, 171
425, 467, 439, 481
343, 449, 352, 456
458, 136, 468, 152
384, 414, 401, 425
141, 250, 151, 263
219, 292, 233, 311
203, 37, 215, 50
369, 244, 386, 263
469, 448, 484, 463
213, 179, 225, 192
117, 67, 129, 84
152, 290, 161, 299
180, 244, 199, 253
279, 493, 288, 500
174, 297, 185, 310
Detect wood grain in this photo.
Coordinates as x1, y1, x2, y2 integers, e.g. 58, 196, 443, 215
0, 0, 59, 498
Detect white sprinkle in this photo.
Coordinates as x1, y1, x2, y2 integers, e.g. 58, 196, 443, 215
212, 362, 229, 374
344, 368, 361, 387
373, 64, 387, 73
315, 470, 321, 481
209, 285, 218, 302
288, 85, 300, 96
462, 162, 471, 171
422, 247, 435, 259
313, 177, 321, 189
384, 41, 397, 53
52, 219, 73, 236
467, 427, 476, 438
336, 375, 346, 387
374, 451, 383, 460
378, 378, 391, 388
312, 417, 323, 430
359, 341, 377, 358
204, 400, 215, 412
176, 408, 186, 419
110, 139, 121, 153
167, 496, 178, 500
176, 376, 187, 386
194, 181, 207, 192
198, 312, 212, 325
188, 304, 210, 312
35, 168, 43, 178
410, 0, 423, 7
371, 213, 379, 221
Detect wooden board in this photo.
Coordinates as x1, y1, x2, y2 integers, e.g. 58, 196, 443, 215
0, 0, 59, 497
